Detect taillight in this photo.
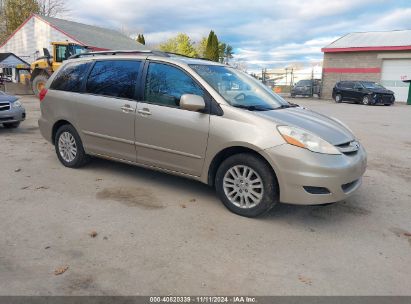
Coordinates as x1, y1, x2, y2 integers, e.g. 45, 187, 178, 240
39, 88, 48, 102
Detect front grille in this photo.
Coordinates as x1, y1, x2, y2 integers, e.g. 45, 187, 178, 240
381, 94, 393, 103
0, 116, 13, 121
341, 179, 359, 193
335, 140, 359, 155
0, 102, 10, 111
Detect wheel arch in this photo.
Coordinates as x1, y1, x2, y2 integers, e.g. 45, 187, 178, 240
51, 119, 75, 145
206, 146, 278, 187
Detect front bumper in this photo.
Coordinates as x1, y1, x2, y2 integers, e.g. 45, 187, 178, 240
0, 106, 26, 124
291, 88, 311, 95
373, 94, 395, 105
262, 143, 367, 205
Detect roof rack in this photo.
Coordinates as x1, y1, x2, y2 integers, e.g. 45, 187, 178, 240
68, 50, 169, 59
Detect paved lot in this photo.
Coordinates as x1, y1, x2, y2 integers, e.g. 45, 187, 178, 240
1, 96, 410, 295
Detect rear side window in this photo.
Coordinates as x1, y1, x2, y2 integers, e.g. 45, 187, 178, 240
339, 82, 354, 89
86, 60, 141, 99
50, 61, 91, 92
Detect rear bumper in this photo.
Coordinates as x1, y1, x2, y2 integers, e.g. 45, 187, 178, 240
38, 117, 53, 143
262, 143, 367, 205
0, 107, 26, 124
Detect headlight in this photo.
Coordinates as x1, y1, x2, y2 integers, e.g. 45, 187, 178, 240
277, 125, 341, 155
12, 100, 22, 108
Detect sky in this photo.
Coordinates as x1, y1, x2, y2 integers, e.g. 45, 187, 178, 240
65, 0, 411, 72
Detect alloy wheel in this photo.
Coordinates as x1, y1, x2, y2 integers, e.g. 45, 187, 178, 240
58, 131, 77, 162
223, 165, 264, 209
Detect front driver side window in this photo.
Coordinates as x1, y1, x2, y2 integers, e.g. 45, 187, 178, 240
354, 83, 362, 89
145, 63, 204, 107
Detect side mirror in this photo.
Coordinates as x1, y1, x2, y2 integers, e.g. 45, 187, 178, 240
357, 86, 363, 90
180, 94, 205, 112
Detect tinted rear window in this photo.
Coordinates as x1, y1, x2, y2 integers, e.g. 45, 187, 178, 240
86, 60, 141, 99
50, 61, 91, 92
339, 82, 354, 89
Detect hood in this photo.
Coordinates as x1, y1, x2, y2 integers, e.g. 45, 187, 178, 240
256, 107, 354, 145
0, 94, 18, 102
366, 88, 394, 94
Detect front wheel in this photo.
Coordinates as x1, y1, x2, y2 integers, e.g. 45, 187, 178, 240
362, 95, 371, 105
55, 124, 89, 168
334, 94, 342, 103
215, 153, 279, 217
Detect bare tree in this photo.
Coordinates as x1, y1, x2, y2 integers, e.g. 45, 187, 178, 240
36, 0, 68, 17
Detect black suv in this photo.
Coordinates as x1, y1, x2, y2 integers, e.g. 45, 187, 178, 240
332, 81, 395, 106
291, 79, 321, 98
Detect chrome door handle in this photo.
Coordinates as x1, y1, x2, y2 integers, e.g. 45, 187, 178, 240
137, 108, 152, 116
121, 104, 134, 113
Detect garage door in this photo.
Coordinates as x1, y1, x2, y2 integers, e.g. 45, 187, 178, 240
381, 59, 411, 102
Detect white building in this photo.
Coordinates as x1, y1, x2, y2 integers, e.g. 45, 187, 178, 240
0, 13, 146, 64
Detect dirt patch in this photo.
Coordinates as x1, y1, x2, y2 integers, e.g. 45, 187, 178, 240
368, 159, 411, 183
96, 187, 164, 209
389, 227, 411, 246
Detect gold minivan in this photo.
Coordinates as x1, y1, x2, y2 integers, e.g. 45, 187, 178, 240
38, 51, 367, 217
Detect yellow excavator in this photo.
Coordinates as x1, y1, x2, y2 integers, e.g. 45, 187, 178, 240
30, 42, 88, 96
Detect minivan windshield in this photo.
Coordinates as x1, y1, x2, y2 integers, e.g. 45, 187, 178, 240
190, 64, 291, 111
361, 82, 385, 89
296, 80, 311, 86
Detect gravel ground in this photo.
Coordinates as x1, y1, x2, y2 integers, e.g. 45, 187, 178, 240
0, 96, 410, 295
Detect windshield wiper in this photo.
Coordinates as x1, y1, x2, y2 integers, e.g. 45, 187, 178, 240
274, 103, 299, 110
232, 104, 272, 111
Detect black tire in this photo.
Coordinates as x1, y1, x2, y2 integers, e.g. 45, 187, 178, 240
362, 95, 371, 105
54, 124, 89, 168
334, 94, 342, 103
215, 153, 279, 217
290, 94, 295, 98
31, 73, 49, 97
3, 122, 20, 128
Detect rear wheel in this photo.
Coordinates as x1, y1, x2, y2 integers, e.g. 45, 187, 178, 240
31, 73, 49, 97
334, 94, 342, 103
2, 122, 20, 128
215, 153, 278, 217
55, 124, 89, 168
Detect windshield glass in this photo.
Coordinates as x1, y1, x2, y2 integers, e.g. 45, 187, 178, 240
68, 45, 87, 56
296, 80, 311, 86
361, 82, 384, 89
190, 64, 290, 111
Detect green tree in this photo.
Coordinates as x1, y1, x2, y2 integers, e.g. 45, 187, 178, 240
224, 44, 234, 63
159, 33, 197, 57
206, 30, 220, 62
136, 34, 145, 45
218, 42, 226, 63
3, 0, 40, 37
211, 33, 219, 62
205, 30, 219, 61
196, 37, 207, 58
